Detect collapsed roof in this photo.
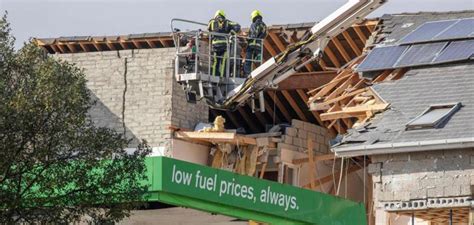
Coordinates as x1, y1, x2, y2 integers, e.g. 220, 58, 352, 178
329, 11, 474, 156
34, 20, 376, 134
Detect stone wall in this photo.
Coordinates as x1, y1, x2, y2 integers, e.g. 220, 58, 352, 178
369, 148, 474, 203
54, 48, 208, 151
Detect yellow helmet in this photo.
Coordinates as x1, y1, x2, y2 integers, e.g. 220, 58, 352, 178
251, 10, 262, 21
215, 10, 226, 18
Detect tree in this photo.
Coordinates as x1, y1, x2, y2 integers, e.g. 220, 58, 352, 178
0, 13, 150, 223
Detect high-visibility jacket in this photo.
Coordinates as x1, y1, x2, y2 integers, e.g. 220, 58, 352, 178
248, 17, 267, 48
208, 18, 241, 47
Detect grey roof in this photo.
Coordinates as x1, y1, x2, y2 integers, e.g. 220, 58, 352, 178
333, 11, 474, 156
335, 61, 474, 153
375, 10, 474, 45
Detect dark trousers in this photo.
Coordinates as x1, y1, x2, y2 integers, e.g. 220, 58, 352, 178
211, 46, 228, 77
244, 46, 261, 76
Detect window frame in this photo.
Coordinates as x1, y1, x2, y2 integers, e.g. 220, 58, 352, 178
405, 102, 462, 130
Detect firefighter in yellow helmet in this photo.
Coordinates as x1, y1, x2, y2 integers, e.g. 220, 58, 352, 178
244, 10, 267, 76
208, 10, 241, 77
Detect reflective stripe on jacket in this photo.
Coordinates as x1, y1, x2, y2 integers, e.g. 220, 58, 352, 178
248, 18, 267, 47
208, 18, 241, 46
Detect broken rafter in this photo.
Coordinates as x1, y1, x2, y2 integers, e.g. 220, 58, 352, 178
324, 47, 342, 68
342, 30, 362, 56
310, 87, 369, 111
263, 40, 278, 56
278, 71, 337, 90
308, 70, 352, 97
281, 90, 308, 122
352, 26, 368, 45
268, 91, 292, 122
331, 37, 351, 63
320, 103, 389, 121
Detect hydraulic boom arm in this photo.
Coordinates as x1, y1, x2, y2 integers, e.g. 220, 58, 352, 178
221, 0, 387, 109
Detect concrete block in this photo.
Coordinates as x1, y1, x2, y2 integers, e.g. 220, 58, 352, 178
409, 152, 428, 161
371, 154, 389, 163
297, 130, 308, 139
285, 127, 297, 137
316, 134, 324, 143
293, 138, 303, 148
319, 144, 329, 153
283, 135, 293, 145
427, 186, 444, 197
409, 189, 427, 199
394, 191, 410, 201
460, 184, 471, 195
443, 185, 461, 197
389, 153, 409, 162
368, 163, 382, 174
316, 126, 326, 135
380, 191, 395, 201
303, 122, 318, 133
307, 132, 316, 140
291, 119, 304, 129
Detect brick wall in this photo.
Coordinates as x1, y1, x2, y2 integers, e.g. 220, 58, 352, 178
369, 148, 474, 203
54, 48, 208, 151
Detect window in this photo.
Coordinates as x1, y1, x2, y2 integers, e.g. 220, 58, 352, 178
278, 163, 300, 186
406, 102, 462, 130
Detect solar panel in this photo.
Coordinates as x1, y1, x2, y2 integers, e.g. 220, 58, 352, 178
395, 42, 447, 67
356, 45, 408, 72
434, 18, 474, 40
399, 20, 458, 44
433, 39, 474, 63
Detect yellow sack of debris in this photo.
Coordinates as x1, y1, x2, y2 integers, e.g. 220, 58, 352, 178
199, 116, 225, 132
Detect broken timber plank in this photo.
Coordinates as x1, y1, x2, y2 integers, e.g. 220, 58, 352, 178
259, 163, 267, 179
320, 103, 389, 121
309, 87, 368, 111
175, 131, 257, 145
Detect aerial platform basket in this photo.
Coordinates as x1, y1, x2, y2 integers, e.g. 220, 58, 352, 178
171, 19, 265, 111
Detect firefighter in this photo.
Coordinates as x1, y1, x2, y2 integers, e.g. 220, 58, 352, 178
244, 10, 267, 77
208, 10, 241, 77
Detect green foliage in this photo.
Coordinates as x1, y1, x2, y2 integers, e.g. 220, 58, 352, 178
0, 13, 150, 223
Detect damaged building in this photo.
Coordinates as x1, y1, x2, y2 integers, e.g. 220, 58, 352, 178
34, 10, 474, 225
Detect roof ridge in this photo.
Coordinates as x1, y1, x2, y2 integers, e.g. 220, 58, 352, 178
390, 10, 474, 16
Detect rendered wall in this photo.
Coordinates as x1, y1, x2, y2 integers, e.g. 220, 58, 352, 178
54, 48, 208, 154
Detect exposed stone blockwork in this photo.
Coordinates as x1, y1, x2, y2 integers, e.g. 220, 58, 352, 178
369, 148, 474, 204
54, 48, 208, 150
281, 119, 331, 154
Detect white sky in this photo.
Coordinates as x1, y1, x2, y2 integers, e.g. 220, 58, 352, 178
1, 0, 473, 48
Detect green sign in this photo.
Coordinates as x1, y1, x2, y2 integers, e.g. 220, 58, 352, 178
144, 157, 367, 225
